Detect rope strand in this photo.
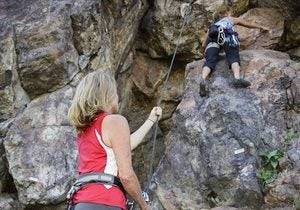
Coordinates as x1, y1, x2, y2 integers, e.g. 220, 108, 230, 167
145, 12, 189, 194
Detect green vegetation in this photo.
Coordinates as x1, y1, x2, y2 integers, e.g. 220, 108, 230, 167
258, 150, 284, 186
294, 197, 300, 210
257, 130, 299, 187
285, 129, 299, 145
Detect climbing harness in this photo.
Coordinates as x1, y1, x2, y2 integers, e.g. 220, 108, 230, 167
66, 173, 124, 210
209, 17, 240, 48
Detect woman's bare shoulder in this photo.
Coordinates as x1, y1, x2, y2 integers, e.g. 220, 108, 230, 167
103, 114, 128, 127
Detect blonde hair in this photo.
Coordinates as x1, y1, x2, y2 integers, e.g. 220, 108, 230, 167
68, 71, 118, 133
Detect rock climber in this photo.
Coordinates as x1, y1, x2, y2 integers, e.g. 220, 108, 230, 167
67, 71, 162, 210
199, 7, 269, 97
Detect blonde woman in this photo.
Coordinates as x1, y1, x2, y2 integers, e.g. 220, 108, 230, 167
68, 71, 162, 210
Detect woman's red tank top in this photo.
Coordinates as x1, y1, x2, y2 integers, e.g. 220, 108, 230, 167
73, 112, 126, 209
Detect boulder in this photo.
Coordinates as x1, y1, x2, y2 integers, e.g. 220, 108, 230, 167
0, 0, 147, 99
139, 1, 287, 60
3, 86, 77, 205
237, 8, 284, 50
150, 50, 299, 209
0, 0, 80, 99
71, 0, 148, 72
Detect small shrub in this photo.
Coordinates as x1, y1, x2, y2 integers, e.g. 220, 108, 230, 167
258, 150, 284, 186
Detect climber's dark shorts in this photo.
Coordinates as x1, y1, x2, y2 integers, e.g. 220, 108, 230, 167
203, 42, 240, 71
71, 203, 122, 210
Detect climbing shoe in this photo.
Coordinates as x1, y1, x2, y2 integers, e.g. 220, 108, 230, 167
232, 78, 251, 88
199, 78, 208, 97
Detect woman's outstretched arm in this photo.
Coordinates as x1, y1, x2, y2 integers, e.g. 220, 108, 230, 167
130, 107, 162, 150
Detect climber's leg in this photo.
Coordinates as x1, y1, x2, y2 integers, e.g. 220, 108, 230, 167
225, 45, 251, 88
199, 66, 210, 97
202, 42, 220, 79
231, 62, 240, 79
202, 66, 211, 80
200, 43, 220, 96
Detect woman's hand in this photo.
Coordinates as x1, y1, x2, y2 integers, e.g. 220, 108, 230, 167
148, 106, 162, 123
130, 107, 162, 150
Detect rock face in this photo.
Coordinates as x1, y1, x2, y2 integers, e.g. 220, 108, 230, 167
0, 24, 29, 122
0, 0, 147, 100
265, 139, 300, 206
0, 0, 299, 209
252, 0, 300, 50
0, 194, 21, 210
4, 86, 77, 205
0, 0, 149, 207
283, 17, 300, 50
255, 0, 300, 19
237, 8, 284, 50
0, 1, 79, 99
118, 51, 186, 183
151, 50, 299, 209
71, 0, 148, 72
139, 0, 287, 60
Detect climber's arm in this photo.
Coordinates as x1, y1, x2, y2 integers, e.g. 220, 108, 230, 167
130, 107, 162, 150
232, 17, 268, 31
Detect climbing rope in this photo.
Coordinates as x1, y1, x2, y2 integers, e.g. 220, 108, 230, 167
145, 0, 191, 199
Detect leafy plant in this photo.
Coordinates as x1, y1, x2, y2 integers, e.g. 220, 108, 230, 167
285, 129, 299, 145
258, 150, 284, 186
294, 195, 300, 210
